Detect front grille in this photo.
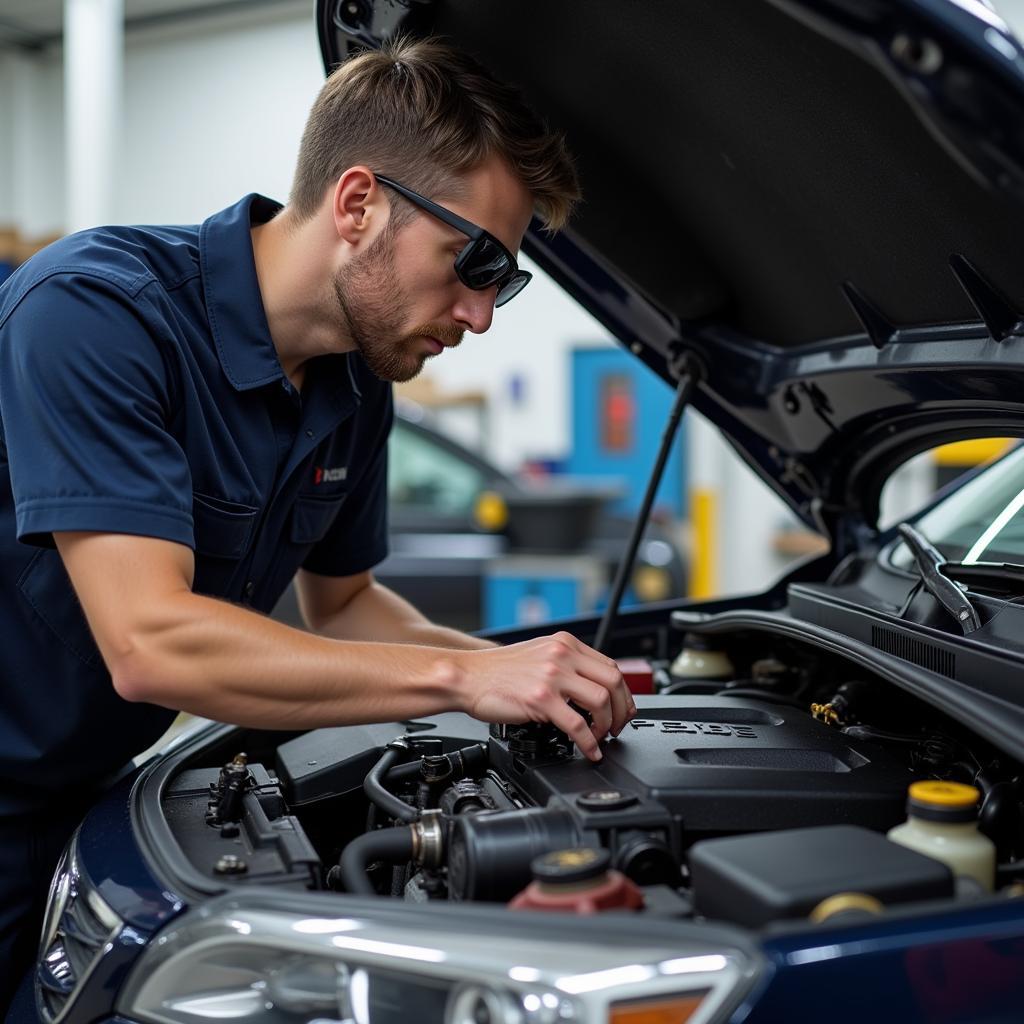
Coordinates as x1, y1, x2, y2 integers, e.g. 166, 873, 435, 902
871, 626, 956, 678
36, 842, 121, 1024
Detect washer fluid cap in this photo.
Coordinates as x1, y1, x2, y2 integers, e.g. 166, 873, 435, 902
908, 781, 980, 822
909, 781, 980, 807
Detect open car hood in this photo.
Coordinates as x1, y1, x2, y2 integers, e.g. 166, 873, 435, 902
317, 0, 1024, 555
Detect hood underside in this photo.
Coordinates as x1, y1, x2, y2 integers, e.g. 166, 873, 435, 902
318, 0, 1024, 549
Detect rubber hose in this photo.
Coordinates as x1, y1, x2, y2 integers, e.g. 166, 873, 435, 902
339, 826, 416, 895
385, 760, 424, 785
382, 742, 490, 787
364, 746, 419, 823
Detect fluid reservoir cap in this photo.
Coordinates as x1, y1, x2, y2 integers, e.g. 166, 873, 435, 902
531, 847, 610, 885
908, 781, 980, 822
577, 789, 638, 812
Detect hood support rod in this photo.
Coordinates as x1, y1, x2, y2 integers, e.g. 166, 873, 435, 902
593, 350, 704, 654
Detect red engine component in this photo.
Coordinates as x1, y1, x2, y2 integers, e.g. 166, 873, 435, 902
508, 848, 644, 914
617, 657, 654, 695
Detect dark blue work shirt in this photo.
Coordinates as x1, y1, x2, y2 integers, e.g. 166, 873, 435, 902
0, 195, 393, 813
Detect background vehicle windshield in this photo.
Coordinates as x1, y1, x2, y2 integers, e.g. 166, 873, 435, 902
890, 443, 1024, 568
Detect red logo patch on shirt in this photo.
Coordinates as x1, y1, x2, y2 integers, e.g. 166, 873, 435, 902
314, 466, 347, 485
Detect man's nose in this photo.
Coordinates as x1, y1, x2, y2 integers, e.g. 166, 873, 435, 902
452, 285, 496, 335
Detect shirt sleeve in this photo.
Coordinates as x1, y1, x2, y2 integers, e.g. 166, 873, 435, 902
301, 382, 393, 577
0, 272, 194, 549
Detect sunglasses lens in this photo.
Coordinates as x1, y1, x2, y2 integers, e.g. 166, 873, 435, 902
460, 236, 512, 289
495, 271, 531, 307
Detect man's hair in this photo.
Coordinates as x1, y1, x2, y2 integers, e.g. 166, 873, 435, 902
289, 37, 580, 232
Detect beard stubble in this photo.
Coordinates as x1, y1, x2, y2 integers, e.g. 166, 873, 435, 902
332, 228, 464, 383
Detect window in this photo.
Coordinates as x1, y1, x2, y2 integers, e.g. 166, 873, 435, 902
388, 421, 489, 516
888, 441, 1024, 567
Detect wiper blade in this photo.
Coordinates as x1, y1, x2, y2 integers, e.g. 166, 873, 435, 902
941, 561, 1024, 592
897, 522, 982, 634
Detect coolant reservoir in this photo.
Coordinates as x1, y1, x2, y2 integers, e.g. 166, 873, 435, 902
508, 848, 644, 914
887, 781, 996, 892
670, 632, 734, 680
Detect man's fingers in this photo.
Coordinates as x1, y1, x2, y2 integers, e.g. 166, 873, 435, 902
546, 698, 602, 761
571, 652, 633, 736
562, 678, 613, 741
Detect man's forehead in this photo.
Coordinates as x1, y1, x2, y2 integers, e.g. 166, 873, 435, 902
447, 158, 534, 247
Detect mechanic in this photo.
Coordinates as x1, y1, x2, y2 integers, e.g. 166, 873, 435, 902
0, 38, 636, 1011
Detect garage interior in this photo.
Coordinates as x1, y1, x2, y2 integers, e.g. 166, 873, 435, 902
0, 0, 1020, 627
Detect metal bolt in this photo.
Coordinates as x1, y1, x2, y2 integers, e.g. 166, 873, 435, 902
214, 854, 248, 875
890, 33, 943, 75
630, 342, 643, 354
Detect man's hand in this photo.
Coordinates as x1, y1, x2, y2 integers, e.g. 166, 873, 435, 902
453, 631, 636, 761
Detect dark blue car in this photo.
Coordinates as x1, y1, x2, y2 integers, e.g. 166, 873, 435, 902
15, 1, 1024, 1021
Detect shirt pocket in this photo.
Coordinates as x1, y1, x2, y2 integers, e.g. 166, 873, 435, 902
290, 492, 348, 546
17, 548, 103, 668
192, 493, 260, 558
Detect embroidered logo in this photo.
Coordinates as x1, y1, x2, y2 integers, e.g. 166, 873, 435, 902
314, 466, 348, 485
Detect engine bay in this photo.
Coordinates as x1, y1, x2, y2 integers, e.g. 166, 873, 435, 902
159, 627, 1024, 930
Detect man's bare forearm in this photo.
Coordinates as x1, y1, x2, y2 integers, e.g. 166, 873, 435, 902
58, 533, 633, 761
110, 590, 475, 728
311, 578, 498, 650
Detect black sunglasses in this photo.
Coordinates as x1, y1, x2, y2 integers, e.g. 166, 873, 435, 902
374, 173, 532, 307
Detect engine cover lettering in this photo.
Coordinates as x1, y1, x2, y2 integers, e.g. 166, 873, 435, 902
628, 719, 759, 739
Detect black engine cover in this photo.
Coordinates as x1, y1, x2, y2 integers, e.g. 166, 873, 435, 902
489, 696, 912, 838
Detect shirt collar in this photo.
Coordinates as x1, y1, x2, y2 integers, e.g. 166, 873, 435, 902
199, 193, 288, 391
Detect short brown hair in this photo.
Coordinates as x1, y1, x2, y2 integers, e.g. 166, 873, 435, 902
289, 37, 579, 232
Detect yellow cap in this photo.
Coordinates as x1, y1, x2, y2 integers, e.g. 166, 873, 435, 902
473, 490, 508, 531
809, 892, 884, 923
908, 781, 980, 808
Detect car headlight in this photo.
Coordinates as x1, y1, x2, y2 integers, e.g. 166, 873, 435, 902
37, 829, 123, 1024
118, 891, 758, 1024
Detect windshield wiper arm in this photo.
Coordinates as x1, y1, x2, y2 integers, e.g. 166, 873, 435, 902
897, 522, 982, 634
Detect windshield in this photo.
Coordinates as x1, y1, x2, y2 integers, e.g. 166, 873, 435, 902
889, 443, 1024, 569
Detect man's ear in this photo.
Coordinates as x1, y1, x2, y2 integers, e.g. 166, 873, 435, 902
331, 166, 387, 246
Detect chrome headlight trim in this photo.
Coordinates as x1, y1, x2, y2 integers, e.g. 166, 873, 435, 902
118, 891, 760, 1024
36, 829, 123, 1024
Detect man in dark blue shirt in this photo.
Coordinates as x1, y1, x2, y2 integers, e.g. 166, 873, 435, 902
0, 38, 635, 1010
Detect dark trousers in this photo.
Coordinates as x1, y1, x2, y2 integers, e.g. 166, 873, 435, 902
0, 809, 84, 1019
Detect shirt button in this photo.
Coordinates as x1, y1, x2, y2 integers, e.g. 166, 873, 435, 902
305, 429, 314, 438
243, 581, 255, 601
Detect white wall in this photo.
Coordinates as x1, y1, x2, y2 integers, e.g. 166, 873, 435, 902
116, 4, 321, 223
2, 48, 65, 239
0, 3, 317, 236
0, 58, 14, 225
